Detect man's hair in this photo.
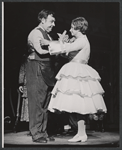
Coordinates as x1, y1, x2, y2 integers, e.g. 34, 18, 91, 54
71, 17, 88, 34
38, 9, 55, 22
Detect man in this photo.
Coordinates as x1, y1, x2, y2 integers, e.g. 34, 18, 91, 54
26, 9, 56, 143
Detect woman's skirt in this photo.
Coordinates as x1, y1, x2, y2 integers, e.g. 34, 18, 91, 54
48, 62, 107, 115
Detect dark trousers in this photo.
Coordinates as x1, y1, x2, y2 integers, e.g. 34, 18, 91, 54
26, 60, 52, 140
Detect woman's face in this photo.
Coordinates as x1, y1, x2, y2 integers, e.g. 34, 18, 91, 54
70, 24, 78, 36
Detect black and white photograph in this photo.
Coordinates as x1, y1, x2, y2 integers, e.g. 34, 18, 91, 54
2, 0, 121, 148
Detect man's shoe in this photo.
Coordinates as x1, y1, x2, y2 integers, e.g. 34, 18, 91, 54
33, 137, 47, 143
48, 136, 55, 141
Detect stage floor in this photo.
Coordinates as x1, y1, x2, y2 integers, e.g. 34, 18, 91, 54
4, 130, 119, 147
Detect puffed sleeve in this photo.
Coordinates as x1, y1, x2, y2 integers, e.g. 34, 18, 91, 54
63, 37, 86, 53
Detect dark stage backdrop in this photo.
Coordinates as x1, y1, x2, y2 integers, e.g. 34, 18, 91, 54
4, 2, 119, 130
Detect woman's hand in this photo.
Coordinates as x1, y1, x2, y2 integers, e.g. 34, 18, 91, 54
62, 34, 69, 43
58, 30, 69, 43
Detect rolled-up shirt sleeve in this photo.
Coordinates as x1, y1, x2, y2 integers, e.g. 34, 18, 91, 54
28, 29, 49, 55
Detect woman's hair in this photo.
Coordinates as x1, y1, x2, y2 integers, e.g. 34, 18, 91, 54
71, 17, 88, 34
38, 9, 55, 22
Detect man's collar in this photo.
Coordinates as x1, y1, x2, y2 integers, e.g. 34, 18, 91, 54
38, 24, 45, 32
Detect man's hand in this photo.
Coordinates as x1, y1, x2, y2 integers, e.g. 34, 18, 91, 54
69, 37, 76, 43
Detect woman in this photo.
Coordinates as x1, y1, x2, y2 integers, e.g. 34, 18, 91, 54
13, 55, 30, 133
42, 17, 107, 142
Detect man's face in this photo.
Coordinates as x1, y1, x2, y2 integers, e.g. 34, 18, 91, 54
43, 14, 55, 33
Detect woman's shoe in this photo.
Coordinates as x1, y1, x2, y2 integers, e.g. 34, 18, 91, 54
68, 134, 87, 142
69, 134, 79, 140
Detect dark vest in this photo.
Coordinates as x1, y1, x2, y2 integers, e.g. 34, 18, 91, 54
28, 28, 51, 61
28, 27, 55, 87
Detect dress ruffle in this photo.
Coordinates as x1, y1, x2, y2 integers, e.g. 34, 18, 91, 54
48, 62, 107, 114
56, 62, 101, 81
48, 93, 107, 114
52, 76, 104, 97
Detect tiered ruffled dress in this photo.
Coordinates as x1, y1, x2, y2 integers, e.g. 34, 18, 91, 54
48, 36, 107, 115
